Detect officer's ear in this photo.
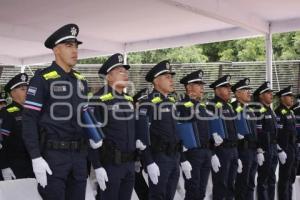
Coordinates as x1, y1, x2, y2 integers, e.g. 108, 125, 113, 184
185, 84, 192, 93
53, 45, 60, 55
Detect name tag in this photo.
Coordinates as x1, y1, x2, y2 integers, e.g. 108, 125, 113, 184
265, 115, 272, 119
15, 116, 22, 121
53, 85, 67, 92
222, 109, 230, 114
161, 108, 171, 112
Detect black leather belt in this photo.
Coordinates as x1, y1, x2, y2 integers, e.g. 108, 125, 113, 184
220, 141, 237, 148
46, 140, 82, 151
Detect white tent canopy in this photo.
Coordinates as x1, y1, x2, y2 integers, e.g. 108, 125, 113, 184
1, 0, 300, 66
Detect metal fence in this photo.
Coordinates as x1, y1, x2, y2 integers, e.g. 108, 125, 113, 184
0, 61, 299, 97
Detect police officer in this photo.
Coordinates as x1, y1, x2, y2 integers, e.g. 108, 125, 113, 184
275, 86, 297, 200
0, 91, 7, 152
133, 88, 149, 200
253, 81, 282, 200
22, 24, 91, 200
0, 91, 8, 110
207, 75, 241, 200
231, 78, 258, 200
291, 94, 300, 199
139, 60, 184, 200
91, 53, 139, 200
0, 73, 34, 180
177, 70, 212, 200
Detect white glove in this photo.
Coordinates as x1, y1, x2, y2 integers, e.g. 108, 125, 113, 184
136, 139, 146, 151
0, 143, 2, 150
89, 139, 103, 149
278, 151, 287, 164
135, 161, 142, 173
147, 162, 160, 185
32, 157, 52, 188
95, 167, 108, 191
237, 159, 243, 173
181, 161, 192, 179
211, 154, 221, 173
1, 168, 16, 180
237, 133, 245, 140
182, 146, 188, 152
257, 152, 265, 166
212, 133, 223, 146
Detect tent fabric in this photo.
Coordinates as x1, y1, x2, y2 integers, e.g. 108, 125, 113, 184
0, 0, 300, 65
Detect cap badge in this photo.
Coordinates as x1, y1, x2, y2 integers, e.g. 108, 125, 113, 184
21, 74, 26, 82
71, 27, 77, 36
118, 55, 123, 63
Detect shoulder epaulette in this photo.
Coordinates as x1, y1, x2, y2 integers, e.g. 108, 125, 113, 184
216, 102, 223, 108
281, 109, 287, 115
73, 72, 86, 80
235, 106, 243, 113
184, 101, 194, 108
7, 106, 20, 113
99, 93, 114, 101
124, 95, 133, 102
259, 107, 267, 113
200, 102, 206, 107
168, 96, 176, 103
42, 71, 61, 80
151, 96, 162, 104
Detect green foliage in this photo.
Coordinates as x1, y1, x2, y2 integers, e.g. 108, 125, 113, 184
78, 31, 300, 64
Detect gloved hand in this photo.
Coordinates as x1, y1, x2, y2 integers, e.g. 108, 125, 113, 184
212, 133, 223, 146
1, 168, 16, 180
135, 161, 142, 173
237, 159, 243, 173
211, 154, 221, 173
257, 152, 265, 166
89, 139, 103, 149
32, 157, 52, 188
237, 133, 245, 140
278, 151, 287, 164
136, 139, 146, 151
182, 146, 188, 152
181, 161, 192, 179
95, 167, 108, 191
147, 162, 160, 185
0, 143, 2, 150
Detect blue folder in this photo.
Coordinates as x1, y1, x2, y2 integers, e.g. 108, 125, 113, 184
209, 118, 226, 139
176, 122, 200, 149
82, 107, 105, 143
235, 113, 250, 135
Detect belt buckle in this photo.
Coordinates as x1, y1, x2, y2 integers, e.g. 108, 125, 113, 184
60, 141, 68, 150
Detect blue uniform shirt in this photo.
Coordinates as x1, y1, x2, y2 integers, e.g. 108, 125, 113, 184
139, 89, 180, 165
92, 85, 136, 153
207, 96, 238, 142
22, 61, 89, 159
253, 103, 278, 150
275, 103, 297, 150
0, 101, 30, 168
176, 95, 211, 145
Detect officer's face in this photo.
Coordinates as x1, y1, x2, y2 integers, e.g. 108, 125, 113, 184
215, 85, 231, 102
260, 91, 273, 105
235, 89, 251, 103
0, 102, 6, 110
107, 66, 129, 89
154, 73, 174, 94
281, 95, 294, 107
187, 83, 204, 99
54, 42, 78, 68
10, 85, 28, 104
